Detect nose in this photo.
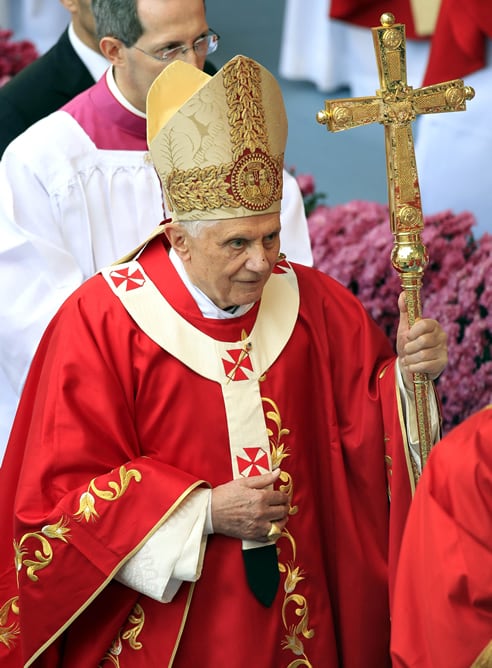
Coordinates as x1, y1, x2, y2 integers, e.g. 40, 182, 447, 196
245, 245, 268, 272
179, 47, 201, 68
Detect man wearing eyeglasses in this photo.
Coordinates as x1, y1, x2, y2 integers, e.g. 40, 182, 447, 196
0, 0, 313, 464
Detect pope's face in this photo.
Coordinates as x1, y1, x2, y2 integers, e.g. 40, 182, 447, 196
170, 213, 282, 310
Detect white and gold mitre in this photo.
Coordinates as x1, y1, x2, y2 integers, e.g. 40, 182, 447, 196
146, 55, 287, 221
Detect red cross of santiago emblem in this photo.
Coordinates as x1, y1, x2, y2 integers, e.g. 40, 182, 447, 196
110, 267, 146, 291
236, 447, 270, 477
222, 346, 253, 381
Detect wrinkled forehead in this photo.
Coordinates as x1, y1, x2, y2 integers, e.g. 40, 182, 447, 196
196, 212, 282, 240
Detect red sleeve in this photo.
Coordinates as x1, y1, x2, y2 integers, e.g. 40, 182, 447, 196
391, 407, 492, 666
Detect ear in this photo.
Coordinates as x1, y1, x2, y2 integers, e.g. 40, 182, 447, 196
99, 36, 126, 66
59, 0, 77, 12
165, 225, 192, 262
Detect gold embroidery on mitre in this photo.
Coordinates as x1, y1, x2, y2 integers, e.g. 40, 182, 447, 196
164, 57, 283, 214
226, 57, 281, 211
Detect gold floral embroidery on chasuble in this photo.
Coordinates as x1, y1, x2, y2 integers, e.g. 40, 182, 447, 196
99, 603, 145, 667
263, 395, 315, 665
75, 465, 142, 521
0, 597, 19, 650
2, 465, 142, 654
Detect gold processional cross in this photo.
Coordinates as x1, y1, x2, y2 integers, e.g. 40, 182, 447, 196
316, 12, 474, 469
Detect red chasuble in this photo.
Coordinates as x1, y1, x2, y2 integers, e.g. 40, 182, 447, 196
391, 406, 492, 668
0, 238, 415, 667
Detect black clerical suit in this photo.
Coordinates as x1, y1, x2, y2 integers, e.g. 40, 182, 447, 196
0, 28, 94, 157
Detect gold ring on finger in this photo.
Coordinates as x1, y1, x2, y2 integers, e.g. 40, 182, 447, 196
267, 521, 282, 540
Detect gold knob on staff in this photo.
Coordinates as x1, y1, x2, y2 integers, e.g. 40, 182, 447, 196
316, 109, 330, 126
380, 12, 395, 27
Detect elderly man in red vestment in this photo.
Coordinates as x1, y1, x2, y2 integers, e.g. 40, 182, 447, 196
391, 405, 492, 667
0, 55, 447, 667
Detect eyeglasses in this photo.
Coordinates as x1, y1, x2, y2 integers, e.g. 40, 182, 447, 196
132, 29, 220, 64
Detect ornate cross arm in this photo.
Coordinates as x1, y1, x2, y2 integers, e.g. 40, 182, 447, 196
317, 12, 474, 469
318, 78, 473, 133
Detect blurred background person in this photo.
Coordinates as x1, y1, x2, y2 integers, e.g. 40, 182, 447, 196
279, 0, 436, 97
415, 0, 492, 238
0, 0, 108, 156
1, 0, 69, 53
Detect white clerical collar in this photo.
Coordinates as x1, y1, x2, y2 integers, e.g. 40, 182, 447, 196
169, 248, 254, 319
68, 22, 108, 83
106, 67, 147, 119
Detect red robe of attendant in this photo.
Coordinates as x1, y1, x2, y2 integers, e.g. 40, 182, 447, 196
391, 406, 492, 667
0, 237, 416, 667
329, 0, 426, 39
423, 0, 492, 85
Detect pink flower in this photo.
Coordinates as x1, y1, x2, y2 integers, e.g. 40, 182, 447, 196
304, 176, 492, 434
295, 173, 316, 197
0, 29, 38, 85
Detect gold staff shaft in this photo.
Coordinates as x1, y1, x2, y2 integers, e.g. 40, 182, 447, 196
317, 12, 474, 469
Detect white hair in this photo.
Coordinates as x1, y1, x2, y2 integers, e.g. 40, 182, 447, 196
179, 219, 220, 238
